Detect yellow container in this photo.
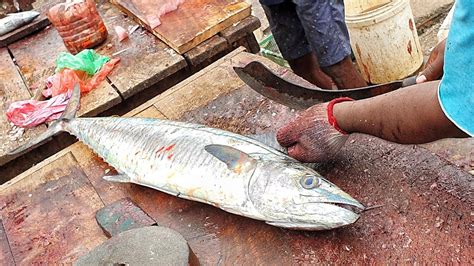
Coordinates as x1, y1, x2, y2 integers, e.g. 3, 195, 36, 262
345, 0, 423, 84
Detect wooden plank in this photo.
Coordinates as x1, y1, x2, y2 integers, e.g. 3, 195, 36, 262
31, 0, 63, 13
0, 220, 15, 266
95, 2, 187, 99
0, 152, 106, 264
220, 15, 260, 45
8, 25, 121, 117
0, 48, 45, 166
0, 1, 17, 15
184, 35, 228, 68
183, 16, 261, 70
113, 0, 251, 54
245, 32, 260, 54
126, 104, 167, 118
1, 0, 61, 16
0, 15, 50, 48
153, 47, 282, 119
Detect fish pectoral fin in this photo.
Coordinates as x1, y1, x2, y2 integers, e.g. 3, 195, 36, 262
103, 174, 131, 183
205, 144, 257, 173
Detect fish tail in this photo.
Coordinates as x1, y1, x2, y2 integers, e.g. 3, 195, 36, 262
7, 84, 81, 156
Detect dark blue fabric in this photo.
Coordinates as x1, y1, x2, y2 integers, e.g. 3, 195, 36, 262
262, 0, 351, 66
259, 0, 285, 5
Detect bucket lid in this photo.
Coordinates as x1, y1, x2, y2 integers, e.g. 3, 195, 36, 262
345, 0, 409, 27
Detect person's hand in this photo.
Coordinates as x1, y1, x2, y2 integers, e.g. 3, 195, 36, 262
276, 99, 351, 163
416, 39, 446, 83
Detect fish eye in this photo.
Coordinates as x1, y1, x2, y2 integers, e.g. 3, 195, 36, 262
300, 175, 321, 189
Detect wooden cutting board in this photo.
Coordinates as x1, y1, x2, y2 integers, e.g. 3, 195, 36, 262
112, 0, 251, 54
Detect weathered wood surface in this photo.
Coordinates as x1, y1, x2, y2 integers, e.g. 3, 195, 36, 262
113, 0, 251, 54
220, 15, 260, 45
0, 48, 45, 165
1, 48, 472, 263
30, 0, 63, 13
0, 152, 107, 264
0, 0, 57, 16
8, 26, 121, 118
0, 1, 187, 167
1, 0, 258, 169
183, 15, 260, 71
96, 2, 187, 99
0, 219, 14, 265
0, 15, 50, 48
183, 35, 228, 68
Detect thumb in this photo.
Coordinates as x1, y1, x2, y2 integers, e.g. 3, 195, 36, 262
287, 144, 312, 163
276, 123, 300, 147
418, 58, 444, 83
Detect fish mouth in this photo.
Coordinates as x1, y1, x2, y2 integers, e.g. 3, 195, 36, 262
298, 194, 365, 215
266, 202, 363, 230
330, 202, 365, 215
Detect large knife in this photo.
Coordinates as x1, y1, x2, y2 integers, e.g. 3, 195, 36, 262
234, 61, 417, 110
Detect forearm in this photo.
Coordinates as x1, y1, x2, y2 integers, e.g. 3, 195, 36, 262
333, 81, 468, 144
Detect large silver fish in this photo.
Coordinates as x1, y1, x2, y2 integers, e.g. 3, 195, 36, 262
10, 86, 365, 230
0, 11, 40, 36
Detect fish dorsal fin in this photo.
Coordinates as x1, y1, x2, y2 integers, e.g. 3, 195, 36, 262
246, 132, 287, 153
205, 144, 257, 174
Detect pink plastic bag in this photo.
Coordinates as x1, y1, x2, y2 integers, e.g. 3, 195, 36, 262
6, 91, 71, 128
7, 58, 120, 128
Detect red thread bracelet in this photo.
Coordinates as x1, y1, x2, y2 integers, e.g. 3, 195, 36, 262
327, 97, 354, 135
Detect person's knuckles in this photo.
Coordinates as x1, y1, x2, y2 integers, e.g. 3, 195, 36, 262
288, 145, 311, 162
276, 125, 300, 147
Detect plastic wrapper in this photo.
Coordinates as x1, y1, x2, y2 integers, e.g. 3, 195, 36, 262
55, 49, 110, 75
45, 57, 121, 97
7, 56, 120, 128
6, 91, 71, 128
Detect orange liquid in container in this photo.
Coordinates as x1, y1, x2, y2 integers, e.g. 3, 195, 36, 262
47, 0, 108, 54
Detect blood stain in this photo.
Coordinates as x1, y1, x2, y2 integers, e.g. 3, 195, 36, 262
165, 144, 176, 151
156, 146, 165, 154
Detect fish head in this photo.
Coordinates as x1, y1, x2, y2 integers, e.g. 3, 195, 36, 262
249, 162, 365, 230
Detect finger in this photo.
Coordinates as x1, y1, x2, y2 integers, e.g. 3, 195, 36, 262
416, 74, 427, 84
276, 121, 301, 147
419, 58, 444, 82
287, 144, 315, 163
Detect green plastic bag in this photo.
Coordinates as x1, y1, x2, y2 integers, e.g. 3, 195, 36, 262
259, 34, 289, 68
55, 49, 110, 75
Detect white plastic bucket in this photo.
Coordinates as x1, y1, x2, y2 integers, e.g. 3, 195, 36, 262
345, 0, 391, 16
345, 0, 423, 84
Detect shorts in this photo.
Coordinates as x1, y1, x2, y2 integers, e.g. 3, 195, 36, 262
262, 0, 352, 67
